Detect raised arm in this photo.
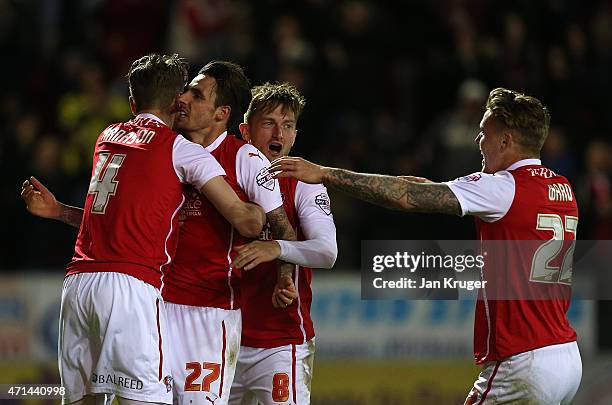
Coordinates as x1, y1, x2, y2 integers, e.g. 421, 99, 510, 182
21, 176, 84, 228
271, 157, 461, 215
199, 176, 266, 238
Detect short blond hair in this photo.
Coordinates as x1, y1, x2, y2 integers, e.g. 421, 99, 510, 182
486, 87, 550, 154
244, 82, 306, 124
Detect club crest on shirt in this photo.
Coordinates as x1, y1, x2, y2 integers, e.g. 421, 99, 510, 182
315, 193, 331, 215
461, 174, 482, 182
256, 167, 275, 191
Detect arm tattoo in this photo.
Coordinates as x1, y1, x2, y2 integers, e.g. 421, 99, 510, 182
59, 204, 84, 229
267, 206, 297, 279
324, 168, 461, 215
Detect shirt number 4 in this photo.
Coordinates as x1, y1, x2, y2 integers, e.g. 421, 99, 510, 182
88, 152, 126, 214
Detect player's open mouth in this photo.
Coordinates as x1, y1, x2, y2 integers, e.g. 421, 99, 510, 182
269, 142, 282, 154
177, 107, 188, 118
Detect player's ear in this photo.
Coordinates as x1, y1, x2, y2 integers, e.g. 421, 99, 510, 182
239, 123, 251, 142
501, 131, 512, 150
216, 105, 231, 122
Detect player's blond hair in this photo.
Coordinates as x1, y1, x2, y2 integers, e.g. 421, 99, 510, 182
486, 87, 550, 155
244, 82, 306, 124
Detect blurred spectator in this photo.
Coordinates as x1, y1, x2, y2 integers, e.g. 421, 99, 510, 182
501, 11, 542, 92
541, 126, 576, 181
577, 140, 612, 240
167, 0, 234, 65
2, 0, 611, 272
57, 61, 129, 177
423, 78, 486, 180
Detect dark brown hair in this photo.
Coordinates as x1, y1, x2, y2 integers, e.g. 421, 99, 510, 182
198, 61, 251, 135
244, 82, 306, 124
486, 87, 551, 154
127, 53, 188, 112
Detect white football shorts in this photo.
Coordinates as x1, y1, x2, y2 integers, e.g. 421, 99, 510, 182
464, 341, 582, 405
229, 339, 315, 405
59, 272, 174, 404
165, 303, 242, 405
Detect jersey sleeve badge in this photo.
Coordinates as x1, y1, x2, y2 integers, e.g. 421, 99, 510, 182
315, 193, 332, 215
256, 167, 276, 191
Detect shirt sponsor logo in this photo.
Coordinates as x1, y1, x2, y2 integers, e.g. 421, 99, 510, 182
259, 222, 273, 241
256, 167, 275, 191
182, 190, 203, 217
315, 193, 332, 215
91, 373, 143, 390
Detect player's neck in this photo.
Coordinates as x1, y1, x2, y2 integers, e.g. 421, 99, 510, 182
505, 151, 540, 169
137, 109, 174, 128
187, 124, 228, 148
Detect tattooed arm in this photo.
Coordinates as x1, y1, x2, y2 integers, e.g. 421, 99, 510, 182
266, 206, 299, 308
270, 157, 461, 215
57, 204, 85, 228
324, 168, 461, 215
267, 206, 298, 278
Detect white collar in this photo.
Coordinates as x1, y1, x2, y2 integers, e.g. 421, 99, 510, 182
135, 113, 165, 125
506, 158, 541, 171
205, 131, 228, 152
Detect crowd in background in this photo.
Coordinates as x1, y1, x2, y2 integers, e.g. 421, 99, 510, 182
1, 0, 610, 270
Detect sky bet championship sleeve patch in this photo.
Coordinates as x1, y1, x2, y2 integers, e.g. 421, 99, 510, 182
461, 173, 482, 182
315, 193, 332, 215
256, 167, 275, 191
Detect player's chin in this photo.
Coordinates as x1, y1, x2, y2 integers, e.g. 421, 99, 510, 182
267, 150, 282, 160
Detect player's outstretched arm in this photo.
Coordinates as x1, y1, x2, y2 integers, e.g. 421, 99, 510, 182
271, 157, 461, 215
199, 176, 266, 238
21, 176, 84, 228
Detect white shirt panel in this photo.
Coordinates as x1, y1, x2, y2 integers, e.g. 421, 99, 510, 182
235, 144, 283, 213
445, 171, 516, 222
506, 158, 542, 171
135, 112, 166, 125
205, 131, 228, 153
172, 135, 226, 189
277, 182, 338, 268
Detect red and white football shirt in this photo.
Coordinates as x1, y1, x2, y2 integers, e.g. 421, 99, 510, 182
241, 178, 336, 348
447, 158, 578, 364
162, 133, 283, 309
67, 113, 225, 289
